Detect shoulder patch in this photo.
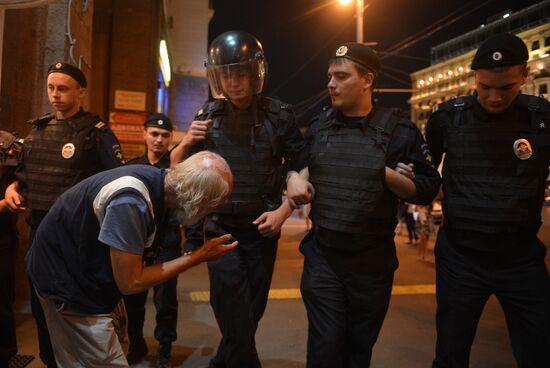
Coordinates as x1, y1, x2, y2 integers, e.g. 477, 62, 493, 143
95, 121, 106, 129
28, 113, 55, 126
112, 144, 125, 164
421, 142, 433, 165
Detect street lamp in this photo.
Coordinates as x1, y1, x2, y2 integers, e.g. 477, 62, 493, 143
339, 0, 365, 44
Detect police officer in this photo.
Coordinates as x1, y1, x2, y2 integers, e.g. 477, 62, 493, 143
124, 113, 182, 368
296, 42, 440, 367
4, 62, 125, 368
0, 131, 23, 367
171, 30, 311, 368
425, 33, 550, 368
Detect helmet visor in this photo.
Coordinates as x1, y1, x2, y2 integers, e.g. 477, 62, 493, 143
206, 60, 266, 99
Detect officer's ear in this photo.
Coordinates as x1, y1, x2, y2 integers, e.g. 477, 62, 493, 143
78, 87, 86, 99
363, 73, 375, 90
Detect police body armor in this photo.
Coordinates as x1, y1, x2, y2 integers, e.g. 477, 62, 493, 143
309, 107, 400, 233
23, 112, 106, 211
436, 94, 550, 235
195, 96, 289, 222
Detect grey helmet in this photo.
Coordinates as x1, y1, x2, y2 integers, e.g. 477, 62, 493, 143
205, 31, 267, 99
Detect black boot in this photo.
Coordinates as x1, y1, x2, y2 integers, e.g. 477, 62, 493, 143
126, 337, 148, 365
155, 343, 172, 368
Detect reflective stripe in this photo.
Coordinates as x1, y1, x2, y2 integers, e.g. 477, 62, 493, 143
92, 176, 156, 248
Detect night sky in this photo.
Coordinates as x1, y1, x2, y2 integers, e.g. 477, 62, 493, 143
209, 0, 544, 124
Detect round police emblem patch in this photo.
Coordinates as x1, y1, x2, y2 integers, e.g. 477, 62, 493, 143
513, 138, 532, 160
61, 143, 75, 159
492, 51, 503, 61
157, 119, 164, 125
336, 45, 348, 57
55, 62, 63, 69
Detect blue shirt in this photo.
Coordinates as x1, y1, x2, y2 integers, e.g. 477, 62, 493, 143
98, 193, 154, 255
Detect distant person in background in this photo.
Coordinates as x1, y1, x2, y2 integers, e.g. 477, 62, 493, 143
404, 203, 418, 244
415, 205, 432, 260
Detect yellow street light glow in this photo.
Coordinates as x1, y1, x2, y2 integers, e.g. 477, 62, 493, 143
447, 70, 453, 76
419, 80, 425, 85
159, 40, 171, 87
428, 76, 434, 82
338, 0, 353, 5
438, 73, 443, 79
458, 66, 464, 72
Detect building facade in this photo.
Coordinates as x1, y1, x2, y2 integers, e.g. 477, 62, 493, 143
410, 1, 550, 131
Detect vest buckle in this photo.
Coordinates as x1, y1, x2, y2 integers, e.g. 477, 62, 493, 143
453, 98, 465, 110
375, 126, 384, 145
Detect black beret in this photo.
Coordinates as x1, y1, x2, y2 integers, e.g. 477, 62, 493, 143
332, 42, 381, 74
471, 33, 528, 70
144, 113, 173, 131
48, 62, 87, 87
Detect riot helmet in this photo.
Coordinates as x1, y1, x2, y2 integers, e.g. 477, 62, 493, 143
205, 31, 267, 99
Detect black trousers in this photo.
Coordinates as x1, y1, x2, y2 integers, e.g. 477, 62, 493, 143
124, 234, 181, 346
208, 226, 278, 368
299, 231, 397, 368
0, 234, 17, 366
28, 225, 58, 368
433, 229, 550, 368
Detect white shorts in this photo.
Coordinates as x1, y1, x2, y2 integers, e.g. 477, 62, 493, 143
37, 291, 129, 367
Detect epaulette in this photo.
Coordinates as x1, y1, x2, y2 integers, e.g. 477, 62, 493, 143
315, 106, 334, 127
516, 94, 549, 113
258, 96, 277, 113
94, 121, 106, 130
28, 113, 55, 127
195, 99, 226, 120
196, 99, 225, 119
431, 95, 475, 115
280, 102, 293, 111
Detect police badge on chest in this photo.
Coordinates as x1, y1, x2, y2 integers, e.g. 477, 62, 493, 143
513, 138, 532, 160
61, 143, 75, 159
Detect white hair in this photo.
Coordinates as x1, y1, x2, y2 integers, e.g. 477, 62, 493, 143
168, 151, 232, 219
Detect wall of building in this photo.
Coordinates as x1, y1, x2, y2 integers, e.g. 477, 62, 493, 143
0, 0, 93, 134
90, 0, 165, 159
165, 0, 211, 131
